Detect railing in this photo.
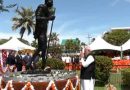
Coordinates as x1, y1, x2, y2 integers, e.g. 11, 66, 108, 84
112, 60, 130, 69
64, 63, 81, 70
64, 60, 130, 70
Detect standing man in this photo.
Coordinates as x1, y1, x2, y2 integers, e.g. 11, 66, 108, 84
23, 53, 32, 70
15, 51, 23, 71
80, 47, 95, 90
33, 0, 55, 69
6, 51, 16, 66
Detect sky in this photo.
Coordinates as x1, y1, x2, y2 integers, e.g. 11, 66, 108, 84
1, 0, 130, 44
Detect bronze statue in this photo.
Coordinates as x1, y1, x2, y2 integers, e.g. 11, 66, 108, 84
32, 0, 55, 69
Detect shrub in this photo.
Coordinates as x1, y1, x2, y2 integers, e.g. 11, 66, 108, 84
121, 68, 130, 86
95, 55, 113, 86
36, 58, 65, 70
46, 58, 65, 69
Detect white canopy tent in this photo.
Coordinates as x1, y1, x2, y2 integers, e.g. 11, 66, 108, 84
0, 37, 35, 51
89, 36, 121, 51
122, 39, 130, 51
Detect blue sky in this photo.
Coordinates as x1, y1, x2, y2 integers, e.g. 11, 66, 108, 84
1, 0, 130, 44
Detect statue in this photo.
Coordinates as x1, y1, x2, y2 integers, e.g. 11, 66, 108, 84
32, 0, 55, 69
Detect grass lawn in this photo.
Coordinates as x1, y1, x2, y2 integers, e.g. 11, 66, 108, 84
76, 70, 129, 90
95, 86, 105, 90
95, 72, 130, 90
76, 70, 105, 90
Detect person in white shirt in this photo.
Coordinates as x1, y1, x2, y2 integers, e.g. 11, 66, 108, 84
65, 55, 71, 70
80, 47, 95, 90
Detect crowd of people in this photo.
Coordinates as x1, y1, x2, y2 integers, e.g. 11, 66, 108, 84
61, 55, 80, 70
5, 51, 34, 71
5, 51, 82, 71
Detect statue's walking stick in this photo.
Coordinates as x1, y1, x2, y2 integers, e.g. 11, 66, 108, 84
45, 8, 56, 61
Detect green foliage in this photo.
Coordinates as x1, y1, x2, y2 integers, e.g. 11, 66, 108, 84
0, 0, 16, 12
48, 45, 62, 58
46, 58, 65, 69
121, 68, 130, 86
12, 7, 35, 39
103, 30, 130, 46
95, 56, 113, 86
48, 32, 59, 46
0, 39, 8, 45
36, 58, 65, 70
31, 40, 38, 48
81, 42, 86, 46
47, 32, 62, 58
64, 38, 80, 53
18, 38, 30, 45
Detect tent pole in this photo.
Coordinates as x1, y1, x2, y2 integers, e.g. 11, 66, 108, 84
120, 46, 123, 59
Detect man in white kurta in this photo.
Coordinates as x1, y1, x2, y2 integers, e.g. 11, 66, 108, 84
80, 47, 95, 90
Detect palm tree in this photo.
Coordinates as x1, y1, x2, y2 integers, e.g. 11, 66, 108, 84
49, 32, 59, 46
0, 0, 16, 12
12, 7, 35, 39
75, 38, 80, 52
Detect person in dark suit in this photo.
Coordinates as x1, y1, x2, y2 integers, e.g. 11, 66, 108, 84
23, 53, 32, 70
6, 51, 16, 66
74, 55, 80, 70
15, 51, 23, 71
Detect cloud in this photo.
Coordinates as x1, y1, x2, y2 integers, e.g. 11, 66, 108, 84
54, 19, 85, 42
58, 24, 107, 44
55, 18, 83, 33
111, 0, 130, 6
55, 16, 92, 34
125, 0, 130, 2
111, 0, 120, 6
52, 15, 109, 44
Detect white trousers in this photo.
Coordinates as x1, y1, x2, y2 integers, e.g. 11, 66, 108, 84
80, 78, 95, 90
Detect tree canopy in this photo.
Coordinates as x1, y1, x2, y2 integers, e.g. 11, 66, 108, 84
12, 7, 35, 39
64, 38, 80, 53
0, 0, 16, 12
103, 30, 130, 46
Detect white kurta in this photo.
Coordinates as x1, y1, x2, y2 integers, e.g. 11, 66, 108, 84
80, 55, 95, 90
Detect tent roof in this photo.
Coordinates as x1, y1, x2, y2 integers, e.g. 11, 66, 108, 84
122, 39, 130, 51
89, 36, 121, 51
0, 37, 35, 51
